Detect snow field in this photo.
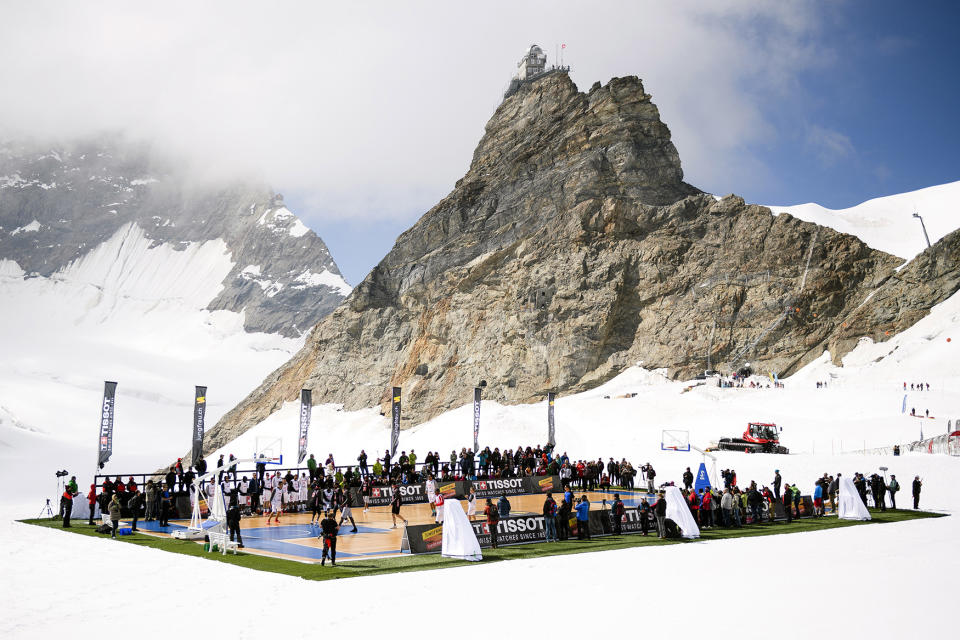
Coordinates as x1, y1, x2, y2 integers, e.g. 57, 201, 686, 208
769, 180, 960, 262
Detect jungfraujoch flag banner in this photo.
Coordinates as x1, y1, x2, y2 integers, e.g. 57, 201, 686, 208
298, 388, 312, 464
547, 392, 556, 447
97, 381, 118, 468
391, 387, 401, 456
192, 386, 207, 464
473, 387, 482, 452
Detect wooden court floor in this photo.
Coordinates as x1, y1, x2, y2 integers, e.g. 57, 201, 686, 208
133, 489, 651, 563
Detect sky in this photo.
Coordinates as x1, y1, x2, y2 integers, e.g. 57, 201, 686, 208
0, 1, 957, 285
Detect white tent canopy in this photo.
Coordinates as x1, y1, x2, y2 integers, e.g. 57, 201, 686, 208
441, 498, 482, 561
837, 476, 871, 521
664, 485, 700, 539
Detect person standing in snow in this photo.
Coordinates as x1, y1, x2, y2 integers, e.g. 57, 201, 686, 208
782, 483, 793, 523
828, 475, 839, 515
484, 498, 500, 548
912, 476, 922, 509
575, 495, 591, 540
887, 475, 900, 509
773, 470, 782, 501
159, 483, 172, 527
646, 464, 657, 492
87, 484, 98, 525
59, 486, 74, 528
720, 488, 734, 527
543, 493, 558, 542
108, 493, 121, 538
610, 493, 625, 535
637, 496, 651, 535
127, 488, 142, 532
319, 510, 339, 566
653, 491, 667, 537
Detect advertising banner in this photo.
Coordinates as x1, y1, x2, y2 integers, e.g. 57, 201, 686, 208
547, 392, 556, 447
97, 381, 118, 468
473, 387, 481, 452
391, 387, 401, 456
348, 481, 435, 508
297, 389, 312, 464
191, 386, 207, 464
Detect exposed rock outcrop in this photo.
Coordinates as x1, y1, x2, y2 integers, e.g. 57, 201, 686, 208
203, 73, 960, 452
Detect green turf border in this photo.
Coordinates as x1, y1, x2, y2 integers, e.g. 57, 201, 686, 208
19, 508, 944, 582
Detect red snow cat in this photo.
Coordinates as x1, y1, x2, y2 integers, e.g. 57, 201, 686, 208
717, 422, 789, 454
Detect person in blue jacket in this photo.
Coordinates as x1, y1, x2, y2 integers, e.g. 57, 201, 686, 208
497, 494, 511, 519
575, 495, 591, 540
813, 481, 824, 517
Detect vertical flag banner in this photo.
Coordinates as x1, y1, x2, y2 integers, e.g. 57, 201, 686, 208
97, 381, 118, 468
391, 387, 401, 456
298, 388, 312, 464
547, 392, 556, 447
473, 387, 482, 452
192, 386, 207, 464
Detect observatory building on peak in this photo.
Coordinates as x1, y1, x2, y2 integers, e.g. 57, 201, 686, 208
503, 43, 571, 99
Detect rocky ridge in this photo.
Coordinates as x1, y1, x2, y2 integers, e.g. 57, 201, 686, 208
0, 139, 349, 336
204, 72, 960, 452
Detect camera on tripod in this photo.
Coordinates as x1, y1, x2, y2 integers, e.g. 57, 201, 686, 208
55, 470, 69, 478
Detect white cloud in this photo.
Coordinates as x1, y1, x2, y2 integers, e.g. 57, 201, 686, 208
805, 124, 856, 166
0, 1, 833, 222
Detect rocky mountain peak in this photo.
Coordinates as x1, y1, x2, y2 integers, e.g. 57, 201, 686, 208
203, 74, 960, 455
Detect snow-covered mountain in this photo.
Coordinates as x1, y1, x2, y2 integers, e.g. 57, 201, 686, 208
769, 180, 960, 262
0, 138, 350, 483
0, 139, 350, 336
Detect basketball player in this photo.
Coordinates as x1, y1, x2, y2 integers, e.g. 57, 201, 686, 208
390, 484, 407, 528
425, 475, 437, 517
267, 479, 284, 524
338, 492, 358, 533
435, 490, 445, 523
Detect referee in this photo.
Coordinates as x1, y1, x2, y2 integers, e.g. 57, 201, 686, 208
319, 510, 339, 566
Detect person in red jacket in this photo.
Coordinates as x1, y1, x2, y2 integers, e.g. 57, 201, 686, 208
87, 484, 97, 525
688, 489, 700, 526
126, 476, 138, 494
700, 488, 713, 528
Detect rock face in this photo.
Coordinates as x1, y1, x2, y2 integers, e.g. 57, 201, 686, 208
204, 73, 960, 451
0, 139, 349, 336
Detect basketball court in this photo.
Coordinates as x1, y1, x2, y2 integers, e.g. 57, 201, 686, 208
131, 488, 657, 563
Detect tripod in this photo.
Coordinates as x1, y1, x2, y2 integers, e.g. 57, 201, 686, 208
38, 498, 56, 518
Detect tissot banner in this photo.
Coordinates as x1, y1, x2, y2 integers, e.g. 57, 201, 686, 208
473, 387, 481, 452
391, 387, 401, 456
97, 381, 118, 468
297, 389, 312, 464
547, 392, 556, 447
192, 386, 207, 463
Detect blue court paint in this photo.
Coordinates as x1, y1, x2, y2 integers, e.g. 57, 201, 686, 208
133, 519, 403, 561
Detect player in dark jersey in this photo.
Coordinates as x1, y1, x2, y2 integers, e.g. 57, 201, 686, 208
390, 484, 408, 528
319, 510, 339, 566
